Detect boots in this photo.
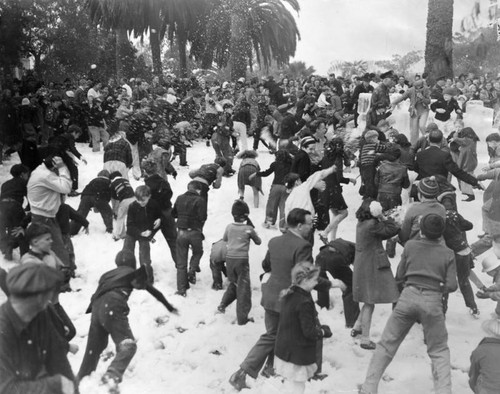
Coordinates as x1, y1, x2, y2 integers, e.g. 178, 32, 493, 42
229, 368, 248, 391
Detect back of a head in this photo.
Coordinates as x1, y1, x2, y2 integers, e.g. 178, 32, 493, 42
418, 176, 439, 199
286, 208, 310, 228
283, 173, 300, 189
419, 213, 445, 240
97, 169, 110, 178
231, 199, 250, 222
10, 164, 29, 178
291, 261, 319, 286
486, 133, 500, 143
428, 129, 443, 144
187, 180, 202, 193
115, 250, 136, 269
109, 171, 122, 180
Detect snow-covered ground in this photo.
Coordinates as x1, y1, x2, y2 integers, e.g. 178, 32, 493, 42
0, 119, 497, 393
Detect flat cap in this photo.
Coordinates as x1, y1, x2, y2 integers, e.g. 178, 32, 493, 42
7, 263, 63, 296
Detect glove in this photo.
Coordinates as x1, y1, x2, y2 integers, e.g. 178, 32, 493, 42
321, 325, 332, 338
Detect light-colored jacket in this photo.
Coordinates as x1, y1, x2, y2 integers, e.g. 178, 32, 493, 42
27, 164, 72, 218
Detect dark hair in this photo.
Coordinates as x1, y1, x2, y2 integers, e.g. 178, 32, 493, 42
214, 157, 227, 168
284, 172, 300, 189
25, 223, 51, 243
355, 198, 374, 221
187, 180, 202, 192
486, 133, 500, 143
393, 133, 411, 148
135, 185, 151, 199
10, 164, 29, 177
428, 130, 443, 143
286, 208, 311, 228
275, 150, 292, 165
109, 171, 122, 180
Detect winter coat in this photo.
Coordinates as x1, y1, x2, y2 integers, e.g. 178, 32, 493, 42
275, 286, 323, 366
290, 150, 312, 182
172, 191, 207, 231
353, 218, 400, 304
442, 206, 472, 253
477, 168, 500, 235
0, 177, 27, 205
126, 200, 161, 240
375, 161, 410, 195
261, 231, 313, 313
103, 135, 133, 168
454, 137, 478, 173
430, 97, 461, 122
145, 174, 173, 211
81, 176, 112, 203
469, 337, 500, 394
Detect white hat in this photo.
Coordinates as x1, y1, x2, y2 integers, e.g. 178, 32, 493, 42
369, 201, 383, 218
482, 254, 500, 273
21, 98, 30, 106
222, 81, 229, 89
482, 319, 500, 338
65, 90, 74, 98
238, 77, 245, 83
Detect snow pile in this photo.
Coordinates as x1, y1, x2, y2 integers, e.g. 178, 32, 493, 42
0, 126, 496, 393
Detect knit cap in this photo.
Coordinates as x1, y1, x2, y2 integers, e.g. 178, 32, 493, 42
231, 199, 250, 221
115, 250, 137, 269
418, 176, 439, 198
482, 319, 500, 338
300, 136, 316, 149
419, 213, 445, 239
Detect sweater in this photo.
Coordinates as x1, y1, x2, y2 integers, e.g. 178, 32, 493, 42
396, 238, 457, 293
400, 200, 446, 244
126, 200, 161, 240
256, 160, 292, 185
0, 177, 27, 205
145, 174, 173, 211
172, 191, 207, 231
81, 176, 112, 202
110, 177, 134, 202
27, 164, 72, 218
223, 222, 261, 259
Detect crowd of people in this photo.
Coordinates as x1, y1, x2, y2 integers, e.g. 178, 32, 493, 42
1, 66, 500, 394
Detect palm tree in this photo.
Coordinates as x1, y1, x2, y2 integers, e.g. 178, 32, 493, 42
424, 0, 454, 84
192, 0, 300, 80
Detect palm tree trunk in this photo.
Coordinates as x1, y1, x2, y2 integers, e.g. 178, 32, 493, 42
424, 0, 454, 85
116, 28, 128, 80
150, 28, 163, 77
178, 34, 188, 78
229, 5, 248, 81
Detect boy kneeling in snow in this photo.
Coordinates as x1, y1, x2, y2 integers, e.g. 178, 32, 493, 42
78, 251, 177, 388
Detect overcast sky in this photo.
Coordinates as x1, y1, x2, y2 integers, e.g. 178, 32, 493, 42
292, 0, 479, 74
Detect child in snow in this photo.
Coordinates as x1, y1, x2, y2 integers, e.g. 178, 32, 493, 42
358, 130, 387, 199
110, 171, 136, 240
210, 239, 227, 290
274, 261, 332, 394
237, 150, 263, 208
252, 149, 293, 229
123, 185, 161, 284
469, 318, 500, 394
438, 188, 479, 316
70, 170, 113, 235
319, 137, 356, 241
477, 255, 500, 317
217, 200, 261, 325
21, 222, 76, 342
0, 163, 29, 205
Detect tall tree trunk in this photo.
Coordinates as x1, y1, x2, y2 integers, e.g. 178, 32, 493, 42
178, 34, 188, 78
424, 0, 454, 85
229, 3, 248, 81
116, 28, 128, 80
33, 53, 42, 76
150, 28, 163, 77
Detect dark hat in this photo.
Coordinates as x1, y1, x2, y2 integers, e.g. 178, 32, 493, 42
10, 164, 29, 177
425, 123, 439, 133
25, 223, 52, 243
380, 70, 395, 79
97, 169, 110, 178
115, 250, 136, 269
231, 199, 250, 220
385, 146, 401, 161
419, 213, 445, 239
418, 176, 439, 198
7, 263, 64, 296
443, 87, 457, 96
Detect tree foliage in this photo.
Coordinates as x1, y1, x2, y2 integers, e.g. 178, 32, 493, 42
374, 51, 423, 76
329, 60, 368, 78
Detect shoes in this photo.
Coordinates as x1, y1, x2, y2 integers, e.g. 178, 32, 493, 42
212, 283, 223, 290
206, 140, 210, 147
262, 222, 270, 229
462, 194, 475, 202
478, 233, 487, 239
68, 190, 80, 197
175, 290, 186, 297
470, 308, 480, 319
187, 271, 196, 285
238, 317, 254, 325
229, 369, 248, 391
216, 304, 226, 314
360, 341, 376, 350
101, 372, 120, 393
350, 329, 362, 338
310, 373, 328, 381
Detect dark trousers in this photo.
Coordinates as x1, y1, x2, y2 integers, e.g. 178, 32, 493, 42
123, 236, 153, 282
61, 234, 76, 272
442, 253, 477, 311
176, 229, 204, 293
360, 165, 377, 199
77, 292, 136, 382
220, 258, 252, 324
70, 195, 113, 235
317, 265, 360, 328
210, 259, 226, 287
66, 159, 79, 190
31, 214, 69, 267
265, 184, 287, 226
377, 192, 402, 211
159, 209, 177, 264
0, 231, 28, 260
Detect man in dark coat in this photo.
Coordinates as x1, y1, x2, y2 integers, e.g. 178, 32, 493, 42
414, 130, 481, 190
229, 208, 315, 390
370, 71, 394, 110
0, 263, 75, 394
